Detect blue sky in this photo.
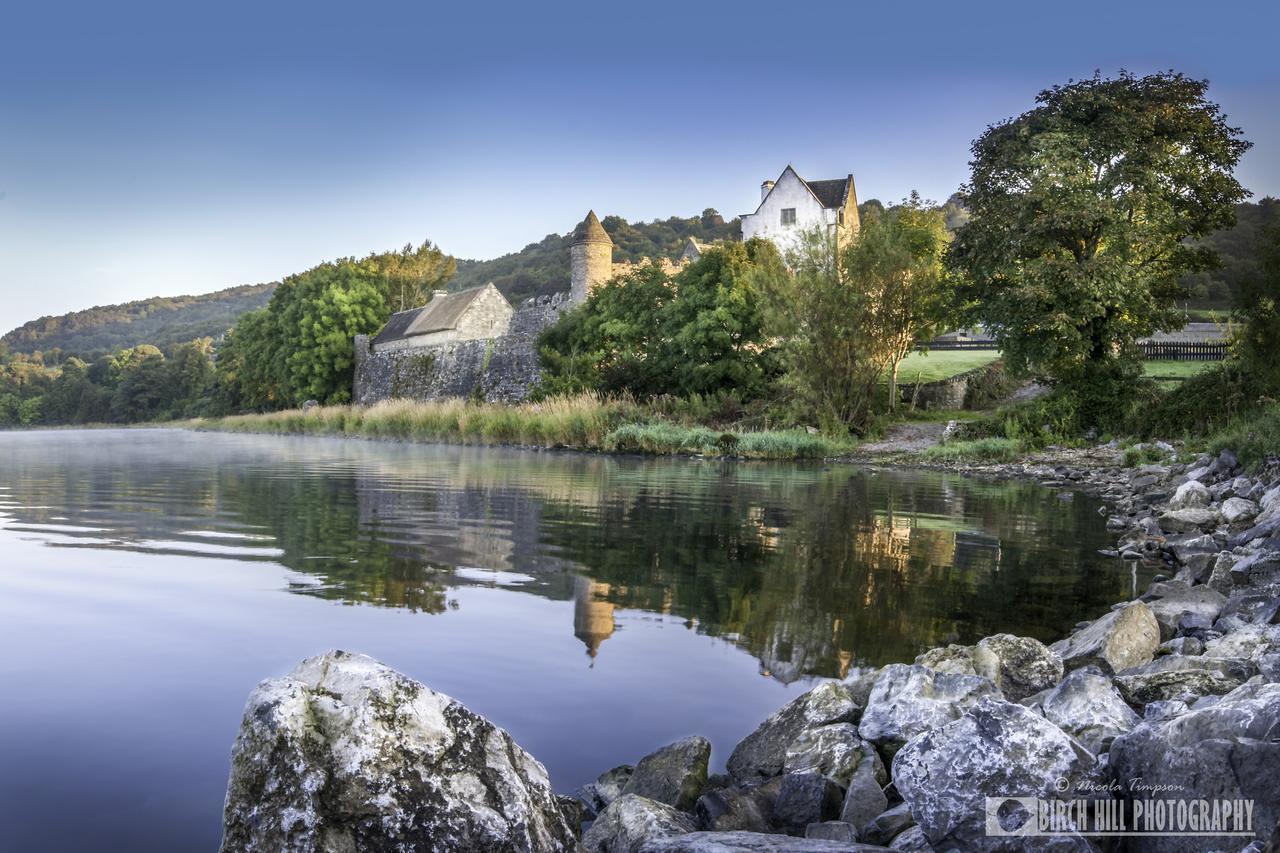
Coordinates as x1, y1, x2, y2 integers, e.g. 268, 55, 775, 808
1, 0, 1277, 333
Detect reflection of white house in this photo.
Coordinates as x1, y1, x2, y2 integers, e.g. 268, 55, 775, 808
370, 283, 513, 353
740, 166, 860, 253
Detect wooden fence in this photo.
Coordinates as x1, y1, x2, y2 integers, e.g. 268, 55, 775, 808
1137, 341, 1228, 361
921, 339, 1227, 361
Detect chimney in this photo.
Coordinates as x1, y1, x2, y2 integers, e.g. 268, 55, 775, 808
761, 180, 775, 202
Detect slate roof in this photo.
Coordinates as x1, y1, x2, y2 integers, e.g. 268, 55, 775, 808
803, 177, 852, 209
371, 286, 494, 346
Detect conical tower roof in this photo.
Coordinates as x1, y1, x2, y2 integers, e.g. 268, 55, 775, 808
571, 210, 613, 245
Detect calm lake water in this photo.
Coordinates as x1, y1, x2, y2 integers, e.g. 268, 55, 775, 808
0, 429, 1146, 851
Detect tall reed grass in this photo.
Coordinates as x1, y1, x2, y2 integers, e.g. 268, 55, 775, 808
195, 394, 849, 460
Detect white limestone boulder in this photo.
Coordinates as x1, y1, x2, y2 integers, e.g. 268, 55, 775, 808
219, 650, 576, 853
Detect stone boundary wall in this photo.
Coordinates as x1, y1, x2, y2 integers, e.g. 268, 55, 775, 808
898, 360, 1007, 410
353, 293, 568, 405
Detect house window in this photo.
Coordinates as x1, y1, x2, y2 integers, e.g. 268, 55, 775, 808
780, 208, 797, 225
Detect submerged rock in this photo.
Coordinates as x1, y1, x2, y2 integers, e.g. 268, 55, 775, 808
725, 682, 859, 783
622, 736, 710, 812
219, 650, 575, 853
1050, 601, 1160, 674
583, 794, 696, 853
893, 698, 1099, 851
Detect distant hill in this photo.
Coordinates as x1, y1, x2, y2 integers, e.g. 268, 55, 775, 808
2, 283, 276, 358
1180, 198, 1279, 307
450, 209, 742, 303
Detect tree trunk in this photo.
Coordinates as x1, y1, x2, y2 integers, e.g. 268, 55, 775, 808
888, 359, 899, 412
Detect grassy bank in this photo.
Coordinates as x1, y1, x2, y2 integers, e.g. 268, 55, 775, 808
193, 395, 851, 460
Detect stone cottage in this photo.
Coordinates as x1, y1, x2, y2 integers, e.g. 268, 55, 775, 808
740, 165, 860, 253
370, 283, 513, 353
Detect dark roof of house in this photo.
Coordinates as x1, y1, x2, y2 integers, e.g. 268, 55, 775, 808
803, 177, 851, 209
371, 286, 497, 346
572, 210, 613, 245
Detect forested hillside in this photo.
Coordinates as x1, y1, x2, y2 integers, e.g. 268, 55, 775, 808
1, 283, 275, 358
1180, 198, 1279, 306
450, 209, 741, 303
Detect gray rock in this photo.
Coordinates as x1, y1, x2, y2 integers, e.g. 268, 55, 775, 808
1208, 552, 1239, 594
1120, 652, 1256, 682
1167, 533, 1219, 562
972, 633, 1064, 702
301, 399, 319, 412
1159, 507, 1220, 533
1143, 699, 1189, 721
1160, 636, 1205, 655
1170, 480, 1211, 509
1205, 624, 1280, 662
772, 771, 844, 834
805, 821, 855, 842
639, 830, 883, 851
893, 698, 1099, 851
1113, 668, 1244, 707
726, 683, 859, 783
1040, 668, 1140, 755
858, 664, 999, 755
579, 765, 635, 818
623, 736, 711, 812
839, 753, 888, 839
1223, 497, 1261, 525
693, 785, 773, 835
1145, 586, 1228, 640
218, 650, 575, 853
783, 724, 875, 790
860, 803, 915, 847
1050, 601, 1161, 674
887, 825, 932, 851
583, 794, 696, 853
914, 644, 976, 675
1109, 682, 1280, 852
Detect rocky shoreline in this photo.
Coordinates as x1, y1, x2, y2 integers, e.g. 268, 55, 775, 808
218, 445, 1280, 852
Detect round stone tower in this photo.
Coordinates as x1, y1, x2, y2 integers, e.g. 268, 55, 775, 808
569, 210, 613, 305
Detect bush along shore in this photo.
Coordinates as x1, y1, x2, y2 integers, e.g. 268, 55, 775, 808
191, 395, 850, 460
218, 445, 1280, 852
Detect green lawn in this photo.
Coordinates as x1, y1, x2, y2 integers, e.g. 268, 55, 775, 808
1142, 360, 1218, 380
894, 350, 1001, 383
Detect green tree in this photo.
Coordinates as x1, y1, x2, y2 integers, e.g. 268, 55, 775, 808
537, 262, 675, 397
847, 196, 951, 411
277, 260, 387, 404
110, 348, 167, 422
950, 71, 1250, 427
657, 240, 783, 398
760, 228, 885, 433
1233, 224, 1280, 387
367, 241, 457, 313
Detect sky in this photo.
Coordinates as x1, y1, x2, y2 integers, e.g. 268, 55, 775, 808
1, 0, 1277, 333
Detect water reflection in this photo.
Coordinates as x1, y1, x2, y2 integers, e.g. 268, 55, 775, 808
0, 429, 1144, 680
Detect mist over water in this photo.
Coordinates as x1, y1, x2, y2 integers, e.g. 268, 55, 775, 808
0, 429, 1147, 851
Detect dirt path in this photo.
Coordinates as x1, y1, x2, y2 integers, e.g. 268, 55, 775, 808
855, 420, 949, 454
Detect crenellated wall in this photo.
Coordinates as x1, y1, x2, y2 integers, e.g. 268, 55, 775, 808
353, 293, 569, 405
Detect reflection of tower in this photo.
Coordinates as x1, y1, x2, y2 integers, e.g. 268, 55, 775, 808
570, 210, 614, 305
573, 575, 616, 660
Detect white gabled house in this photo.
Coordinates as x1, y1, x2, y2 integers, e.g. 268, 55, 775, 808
740, 166, 861, 254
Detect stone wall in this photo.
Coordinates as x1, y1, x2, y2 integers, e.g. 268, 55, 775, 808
898, 360, 1008, 411
354, 293, 568, 405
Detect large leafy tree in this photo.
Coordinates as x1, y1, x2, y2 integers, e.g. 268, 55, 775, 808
658, 240, 783, 398
950, 71, 1250, 419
